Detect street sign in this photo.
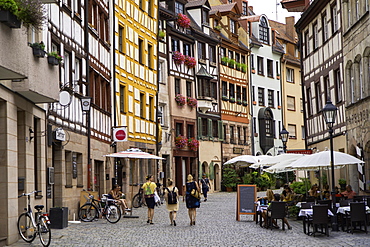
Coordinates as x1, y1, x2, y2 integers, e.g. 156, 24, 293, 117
113, 127, 127, 142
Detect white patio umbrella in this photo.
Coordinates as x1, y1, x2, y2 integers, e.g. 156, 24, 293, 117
287, 151, 364, 170
104, 148, 164, 218
223, 155, 269, 167
250, 153, 304, 169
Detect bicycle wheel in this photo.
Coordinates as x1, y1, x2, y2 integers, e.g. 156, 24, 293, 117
105, 204, 121, 223
132, 194, 142, 208
78, 203, 98, 222
38, 216, 51, 246
18, 213, 37, 243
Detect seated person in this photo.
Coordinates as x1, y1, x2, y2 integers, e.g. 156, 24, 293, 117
281, 186, 294, 204
109, 185, 130, 212
257, 189, 274, 205
261, 194, 292, 229
308, 184, 319, 199
322, 192, 331, 200
341, 185, 357, 199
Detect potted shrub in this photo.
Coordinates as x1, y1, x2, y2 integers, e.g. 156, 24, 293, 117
16, 0, 47, 31
29, 41, 46, 57
158, 30, 166, 39
221, 56, 229, 65
187, 96, 197, 109
175, 135, 188, 149
172, 51, 185, 65
276, 73, 280, 80
214, 25, 222, 31
0, 0, 21, 28
174, 94, 186, 106
251, 67, 256, 73
241, 63, 247, 73
187, 138, 199, 151
47, 51, 63, 65
228, 59, 235, 68
222, 166, 240, 192
177, 13, 190, 28
338, 178, 346, 190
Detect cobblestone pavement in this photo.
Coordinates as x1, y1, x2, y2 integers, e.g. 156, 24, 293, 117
8, 190, 370, 247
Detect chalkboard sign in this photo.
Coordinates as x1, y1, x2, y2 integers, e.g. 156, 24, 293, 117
236, 185, 256, 221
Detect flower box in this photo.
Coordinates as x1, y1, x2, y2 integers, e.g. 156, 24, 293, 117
222, 96, 229, 101
187, 138, 199, 151
0, 10, 21, 28
47, 51, 63, 65
236, 99, 242, 105
172, 51, 185, 65
175, 94, 186, 106
30, 42, 46, 58
48, 56, 59, 65
184, 56, 196, 69
251, 69, 256, 74
242, 101, 248, 106
175, 135, 188, 149
229, 97, 236, 103
177, 13, 190, 28
187, 97, 197, 108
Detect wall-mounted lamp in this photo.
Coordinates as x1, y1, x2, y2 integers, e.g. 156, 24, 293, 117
80, 97, 92, 112
29, 128, 34, 141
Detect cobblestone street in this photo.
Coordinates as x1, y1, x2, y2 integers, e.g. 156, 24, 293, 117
8, 191, 370, 247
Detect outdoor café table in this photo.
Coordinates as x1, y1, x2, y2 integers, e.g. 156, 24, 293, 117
299, 208, 334, 234
255, 202, 268, 226
336, 205, 370, 231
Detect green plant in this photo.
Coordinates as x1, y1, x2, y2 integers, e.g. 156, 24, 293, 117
16, 0, 46, 31
29, 41, 45, 50
240, 63, 247, 72
290, 178, 311, 195
214, 25, 222, 31
158, 30, 165, 39
221, 56, 229, 64
47, 51, 63, 62
338, 178, 346, 185
0, 0, 18, 14
288, 205, 300, 218
222, 166, 240, 189
255, 172, 273, 189
228, 59, 235, 67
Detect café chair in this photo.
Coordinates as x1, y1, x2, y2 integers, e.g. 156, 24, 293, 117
301, 202, 314, 209
339, 199, 352, 207
308, 205, 330, 237
345, 202, 368, 234
306, 196, 316, 203
267, 201, 287, 230
353, 196, 364, 202
302, 202, 314, 234
317, 200, 332, 210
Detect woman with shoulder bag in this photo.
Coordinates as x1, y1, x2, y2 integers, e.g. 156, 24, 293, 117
184, 174, 200, 226
164, 178, 179, 226
142, 175, 157, 224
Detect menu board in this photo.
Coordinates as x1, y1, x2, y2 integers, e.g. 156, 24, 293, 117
236, 185, 256, 221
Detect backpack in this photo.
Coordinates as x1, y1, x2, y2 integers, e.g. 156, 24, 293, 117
144, 182, 153, 196
166, 187, 177, 204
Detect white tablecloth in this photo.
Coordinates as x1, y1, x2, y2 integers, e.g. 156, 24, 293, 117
298, 209, 334, 217
336, 206, 370, 214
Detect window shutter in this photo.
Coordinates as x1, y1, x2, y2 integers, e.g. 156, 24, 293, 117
209, 162, 214, 180
197, 117, 202, 139
218, 120, 224, 141
207, 118, 213, 140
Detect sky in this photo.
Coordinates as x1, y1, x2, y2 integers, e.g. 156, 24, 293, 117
247, 0, 302, 23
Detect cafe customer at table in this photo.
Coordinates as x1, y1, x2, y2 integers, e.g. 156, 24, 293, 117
308, 184, 319, 199
341, 185, 357, 199
261, 193, 292, 230
257, 189, 274, 204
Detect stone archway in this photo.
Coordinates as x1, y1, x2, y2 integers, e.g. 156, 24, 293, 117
213, 163, 220, 191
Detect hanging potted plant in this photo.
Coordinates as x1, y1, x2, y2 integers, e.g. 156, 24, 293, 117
187, 96, 197, 109
175, 135, 188, 149
0, 0, 21, 28
338, 178, 346, 191
228, 59, 235, 68
172, 51, 185, 65
251, 67, 256, 73
16, 0, 47, 31
47, 51, 63, 65
177, 13, 190, 29
187, 138, 199, 151
214, 25, 222, 31
174, 94, 186, 106
29, 41, 46, 58
241, 63, 247, 73
184, 56, 196, 69
221, 56, 229, 65
276, 73, 280, 80
158, 30, 166, 39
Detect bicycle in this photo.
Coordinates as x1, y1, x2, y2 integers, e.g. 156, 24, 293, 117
17, 190, 51, 247
132, 184, 146, 208
78, 191, 121, 223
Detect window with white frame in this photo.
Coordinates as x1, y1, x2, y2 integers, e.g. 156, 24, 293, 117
287, 96, 295, 111
313, 22, 318, 49
286, 68, 294, 83
230, 19, 236, 34
288, 124, 296, 139
257, 56, 264, 75
322, 14, 328, 41
159, 61, 165, 84
332, 5, 338, 32
259, 16, 269, 44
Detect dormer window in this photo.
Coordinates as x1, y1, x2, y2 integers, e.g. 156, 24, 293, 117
175, 2, 184, 14
259, 16, 269, 44
202, 9, 209, 25
230, 19, 237, 34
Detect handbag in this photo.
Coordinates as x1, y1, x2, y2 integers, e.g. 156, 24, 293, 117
191, 189, 200, 199
154, 191, 160, 203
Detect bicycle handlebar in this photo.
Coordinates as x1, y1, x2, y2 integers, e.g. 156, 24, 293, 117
18, 190, 42, 198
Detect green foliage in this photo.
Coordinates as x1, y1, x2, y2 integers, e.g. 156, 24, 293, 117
290, 178, 311, 195
235, 62, 241, 69
29, 41, 45, 50
289, 205, 300, 218
222, 166, 240, 188
228, 59, 235, 67
338, 178, 346, 185
240, 63, 247, 72
16, 0, 46, 31
255, 172, 274, 189
47, 51, 63, 62
221, 56, 229, 64
0, 0, 18, 14
158, 30, 165, 38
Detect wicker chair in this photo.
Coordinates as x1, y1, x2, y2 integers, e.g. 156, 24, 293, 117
308, 205, 330, 237
267, 201, 287, 230
345, 202, 368, 234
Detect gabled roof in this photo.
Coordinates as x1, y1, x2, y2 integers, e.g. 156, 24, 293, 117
250, 34, 263, 47
272, 39, 285, 54
211, 2, 237, 13
269, 19, 297, 44
240, 15, 261, 23
186, 0, 210, 9
196, 66, 214, 79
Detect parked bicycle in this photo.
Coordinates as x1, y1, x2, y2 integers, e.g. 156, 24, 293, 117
156, 182, 165, 206
78, 191, 121, 223
17, 190, 51, 247
132, 184, 146, 208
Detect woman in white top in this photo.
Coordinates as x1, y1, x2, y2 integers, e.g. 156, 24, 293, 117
164, 178, 179, 226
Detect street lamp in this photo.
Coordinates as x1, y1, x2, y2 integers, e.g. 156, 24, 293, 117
280, 127, 289, 153
322, 99, 338, 231
80, 96, 92, 190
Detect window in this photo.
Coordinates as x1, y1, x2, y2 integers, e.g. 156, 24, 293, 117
211, 81, 217, 99
241, 55, 245, 64
237, 126, 242, 144
304, 31, 310, 56
209, 46, 216, 64
230, 125, 235, 144
138, 39, 144, 65
64, 51, 71, 86
149, 96, 154, 121
258, 87, 265, 106
201, 118, 207, 136
301, 126, 305, 139
229, 83, 235, 99
176, 122, 183, 136
175, 2, 184, 14
324, 76, 329, 103
187, 124, 194, 138
277, 91, 280, 107
242, 2, 247, 15
268, 90, 274, 108
139, 0, 144, 10
334, 69, 342, 103
264, 111, 273, 137
172, 38, 179, 52
286, 68, 294, 83
235, 53, 240, 63
228, 50, 234, 59
267, 59, 273, 77
198, 42, 206, 61
356, 0, 360, 20
236, 86, 241, 101
148, 0, 153, 17
313, 22, 318, 49
315, 82, 322, 113
257, 56, 264, 75
230, 19, 236, 34
300, 98, 303, 112
322, 14, 328, 41
287, 96, 295, 111
307, 88, 312, 116
202, 8, 209, 25
140, 92, 145, 118
183, 43, 191, 56
212, 120, 218, 138
276, 61, 279, 76
159, 61, 164, 84
186, 81, 192, 97
118, 25, 125, 53
259, 16, 269, 44
242, 87, 247, 101
252, 86, 255, 101
148, 44, 153, 69
175, 78, 181, 95
158, 105, 165, 125
198, 78, 210, 97
119, 85, 125, 113
332, 5, 338, 32
251, 54, 254, 69
243, 127, 247, 145
222, 81, 228, 97
220, 47, 226, 58
288, 124, 297, 139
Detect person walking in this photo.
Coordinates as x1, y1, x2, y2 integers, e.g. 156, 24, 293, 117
200, 174, 211, 202
184, 174, 200, 226
164, 178, 179, 226
142, 175, 157, 224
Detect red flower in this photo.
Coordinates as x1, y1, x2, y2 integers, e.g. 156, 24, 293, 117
177, 13, 191, 28
184, 56, 196, 68
187, 97, 197, 108
175, 135, 188, 149
187, 138, 199, 151
175, 94, 186, 106
172, 51, 185, 65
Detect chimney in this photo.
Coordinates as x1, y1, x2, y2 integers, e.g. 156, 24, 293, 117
285, 16, 295, 39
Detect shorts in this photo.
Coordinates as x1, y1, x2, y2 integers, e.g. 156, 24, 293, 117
145, 197, 155, 209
